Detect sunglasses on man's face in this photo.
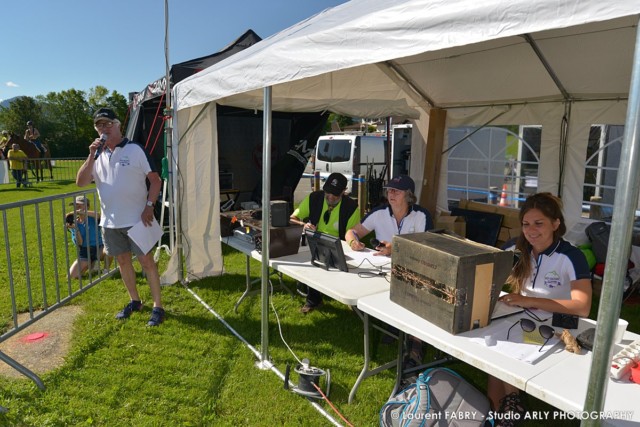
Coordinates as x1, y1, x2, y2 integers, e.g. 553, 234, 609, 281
95, 121, 114, 129
506, 318, 555, 352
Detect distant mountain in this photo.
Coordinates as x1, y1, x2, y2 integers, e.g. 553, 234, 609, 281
0, 96, 21, 108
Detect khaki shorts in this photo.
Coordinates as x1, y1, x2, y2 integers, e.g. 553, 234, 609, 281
102, 227, 145, 257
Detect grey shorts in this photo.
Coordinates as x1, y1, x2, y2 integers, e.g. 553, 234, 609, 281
102, 227, 145, 257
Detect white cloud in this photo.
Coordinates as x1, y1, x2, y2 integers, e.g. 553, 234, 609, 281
5, 81, 19, 88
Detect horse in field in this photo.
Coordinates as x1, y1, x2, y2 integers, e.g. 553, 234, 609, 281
1, 132, 53, 182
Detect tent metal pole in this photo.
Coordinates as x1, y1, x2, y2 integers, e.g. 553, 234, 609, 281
522, 34, 570, 101
163, 0, 182, 282
164, 0, 175, 253
442, 107, 509, 155
259, 86, 273, 366
582, 18, 640, 425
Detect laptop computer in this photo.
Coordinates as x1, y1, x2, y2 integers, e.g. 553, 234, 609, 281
491, 292, 525, 320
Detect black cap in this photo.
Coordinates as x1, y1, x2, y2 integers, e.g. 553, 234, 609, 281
322, 173, 348, 196
384, 175, 415, 192
93, 108, 118, 123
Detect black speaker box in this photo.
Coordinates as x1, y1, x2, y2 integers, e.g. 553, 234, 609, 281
271, 201, 290, 227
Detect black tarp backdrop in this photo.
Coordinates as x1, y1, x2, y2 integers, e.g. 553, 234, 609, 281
217, 106, 328, 209
125, 29, 263, 171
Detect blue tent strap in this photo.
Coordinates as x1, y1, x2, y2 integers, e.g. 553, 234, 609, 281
448, 186, 528, 203
301, 173, 368, 183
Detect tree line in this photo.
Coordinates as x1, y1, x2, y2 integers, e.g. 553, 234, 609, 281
0, 86, 127, 157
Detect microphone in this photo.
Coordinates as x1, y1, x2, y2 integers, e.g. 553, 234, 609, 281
94, 134, 107, 160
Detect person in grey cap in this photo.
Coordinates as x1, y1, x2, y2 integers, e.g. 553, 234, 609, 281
76, 107, 165, 326
346, 175, 433, 369
290, 172, 361, 313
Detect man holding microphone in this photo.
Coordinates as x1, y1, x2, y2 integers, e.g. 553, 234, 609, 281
76, 108, 165, 326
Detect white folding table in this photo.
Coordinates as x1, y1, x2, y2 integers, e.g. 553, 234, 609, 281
357, 291, 640, 425
525, 326, 640, 425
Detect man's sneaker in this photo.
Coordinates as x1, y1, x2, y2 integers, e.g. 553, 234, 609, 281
147, 307, 165, 327
115, 300, 142, 320
91, 260, 101, 272
300, 301, 322, 314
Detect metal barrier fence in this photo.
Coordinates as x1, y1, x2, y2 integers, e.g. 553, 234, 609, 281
0, 190, 115, 393
0, 158, 86, 187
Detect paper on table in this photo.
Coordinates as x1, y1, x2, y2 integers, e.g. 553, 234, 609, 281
345, 247, 391, 268
463, 317, 562, 364
127, 219, 163, 255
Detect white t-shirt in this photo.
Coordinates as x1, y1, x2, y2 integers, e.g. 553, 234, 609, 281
92, 139, 154, 229
361, 204, 433, 242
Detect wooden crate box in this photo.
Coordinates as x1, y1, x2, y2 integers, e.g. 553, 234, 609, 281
390, 232, 513, 334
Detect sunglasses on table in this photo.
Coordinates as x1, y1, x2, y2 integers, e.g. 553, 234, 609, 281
523, 308, 551, 322
506, 318, 555, 352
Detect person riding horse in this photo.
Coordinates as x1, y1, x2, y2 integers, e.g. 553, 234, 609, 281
0, 132, 53, 183
25, 121, 46, 154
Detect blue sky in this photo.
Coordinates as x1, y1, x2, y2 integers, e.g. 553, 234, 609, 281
0, 0, 347, 102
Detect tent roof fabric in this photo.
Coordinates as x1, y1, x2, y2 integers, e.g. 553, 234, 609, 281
174, 0, 640, 116
170, 29, 262, 84
131, 29, 261, 109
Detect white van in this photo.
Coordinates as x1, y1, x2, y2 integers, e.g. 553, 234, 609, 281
314, 134, 388, 195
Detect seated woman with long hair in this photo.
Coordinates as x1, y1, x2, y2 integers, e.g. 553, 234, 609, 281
488, 192, 592, 426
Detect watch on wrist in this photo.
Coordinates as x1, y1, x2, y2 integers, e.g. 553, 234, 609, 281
146, 200, 154, 207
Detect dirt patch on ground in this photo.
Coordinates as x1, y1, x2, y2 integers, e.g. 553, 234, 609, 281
0, 305, 82, 379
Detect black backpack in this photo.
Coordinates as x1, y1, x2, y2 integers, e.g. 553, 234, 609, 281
380, 367, 492, 427
585, 221, 610, 264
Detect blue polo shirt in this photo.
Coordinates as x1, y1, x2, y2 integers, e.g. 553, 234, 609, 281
508, 239, 591, 300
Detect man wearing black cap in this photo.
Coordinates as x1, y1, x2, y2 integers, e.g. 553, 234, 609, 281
290, 172, 360, 313
76, 107, 165, 326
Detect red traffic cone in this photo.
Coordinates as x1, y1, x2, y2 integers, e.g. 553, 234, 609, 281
499, 184, 508, 206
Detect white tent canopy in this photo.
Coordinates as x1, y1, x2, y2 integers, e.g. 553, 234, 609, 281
176, 0, 637, 112
168, 0, 640, 416
171, 0, 640, 279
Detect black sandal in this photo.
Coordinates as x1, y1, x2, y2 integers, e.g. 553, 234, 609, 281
496, 392, 526, 427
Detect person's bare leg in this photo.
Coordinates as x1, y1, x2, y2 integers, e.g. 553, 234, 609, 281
137, 252, 162, 308
116, 253, 140, 301
488, 375, 519, 410
68, 259, 88, 279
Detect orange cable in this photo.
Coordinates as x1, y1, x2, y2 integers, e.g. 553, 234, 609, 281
312, 382, 354, 427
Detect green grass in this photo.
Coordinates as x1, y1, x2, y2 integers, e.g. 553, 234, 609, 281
0, 183, 638, 426
0, 179, 99, 335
